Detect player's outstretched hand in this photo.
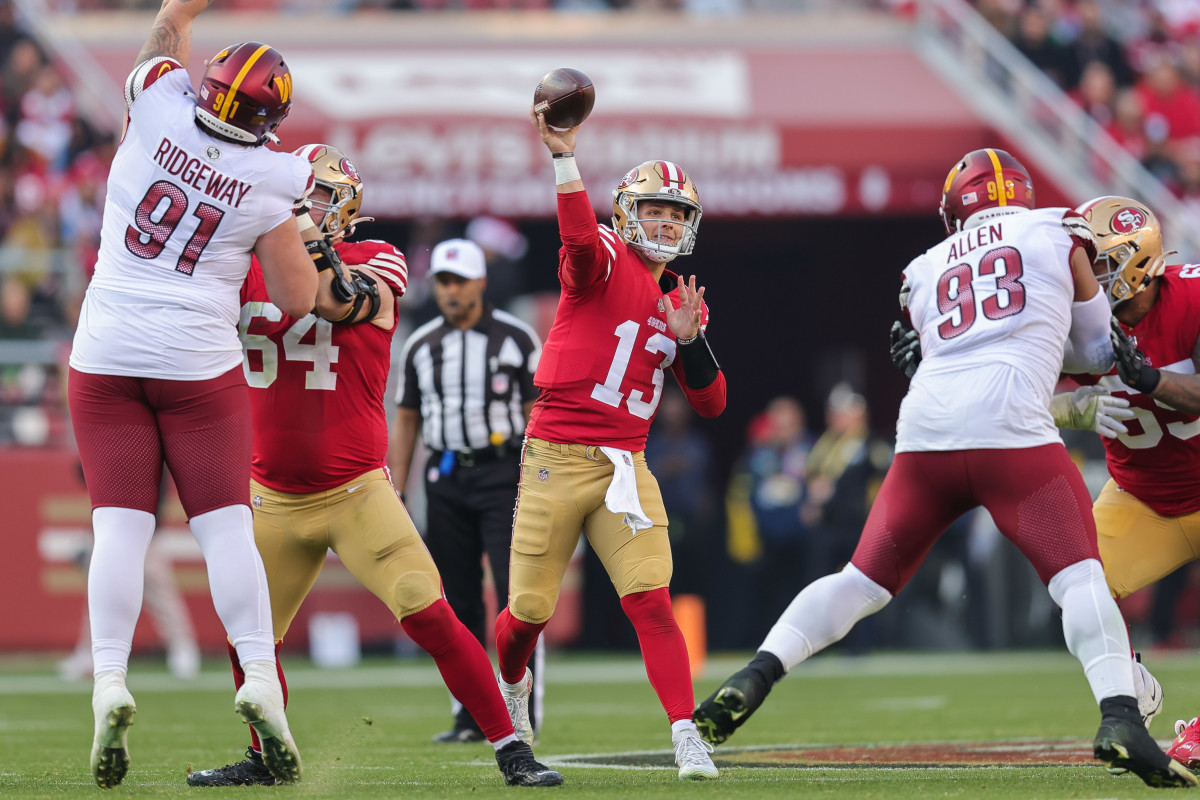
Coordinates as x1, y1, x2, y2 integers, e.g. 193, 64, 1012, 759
1051, 385, 1135, 439
663, 274, 704, 341
530, 105, 578, 155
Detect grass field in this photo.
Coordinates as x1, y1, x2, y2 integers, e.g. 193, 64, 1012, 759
4, 649, 1200, 798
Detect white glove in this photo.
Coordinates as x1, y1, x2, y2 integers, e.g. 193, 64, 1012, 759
1049, 386, 1135, 439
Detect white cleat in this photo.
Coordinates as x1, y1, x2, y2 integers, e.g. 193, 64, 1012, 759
1134, 655, 1164, 729
497, 669, 535, 746
673, 726, 719, 780
90, 674, 135, 789
234, 667, 301, 784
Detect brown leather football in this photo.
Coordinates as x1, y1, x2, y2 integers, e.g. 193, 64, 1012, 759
533, 68, 595, 130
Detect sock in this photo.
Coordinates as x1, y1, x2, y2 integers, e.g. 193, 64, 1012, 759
620, 588, 694, 723
1100, 695, 1141, 723
760, 564, 891, 670
228, 640, 286, 753
747, 650, 786, 687
404, 600, 513, 743
189, 505, 275, 665
1049, 559, 1135, 703
671, 719, 698, 737
88, 507, 157, 675
495, 607, 547, 685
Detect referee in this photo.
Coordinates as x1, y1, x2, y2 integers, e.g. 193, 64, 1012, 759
388, 238, 545, 744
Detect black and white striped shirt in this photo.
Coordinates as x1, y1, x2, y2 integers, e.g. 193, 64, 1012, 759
396, 306, 542, 452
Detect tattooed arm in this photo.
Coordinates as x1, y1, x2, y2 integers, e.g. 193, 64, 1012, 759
134, 0, 210, 69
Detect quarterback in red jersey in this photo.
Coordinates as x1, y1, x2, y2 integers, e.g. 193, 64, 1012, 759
1073, 196, 1200, 771
187, 144, 562, 789
493, 109, 725, 780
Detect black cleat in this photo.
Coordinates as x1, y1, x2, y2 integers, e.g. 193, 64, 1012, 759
433, 725, 486, 744
495, 741, 564, 787
693, 666, 771, 746
186, 747, 279, 787
1094, 715, 1198, 788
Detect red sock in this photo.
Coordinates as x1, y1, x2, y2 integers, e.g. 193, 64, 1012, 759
402, 600, 512, 742
226, 640, 287, 753
495, 606, 547, 685
620, 588, 694, 723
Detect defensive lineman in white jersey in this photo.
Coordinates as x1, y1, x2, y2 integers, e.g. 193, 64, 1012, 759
694, 148, 1197, 789
64, 0, 371, 789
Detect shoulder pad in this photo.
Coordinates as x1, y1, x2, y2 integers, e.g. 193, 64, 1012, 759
124, 58, 184, 109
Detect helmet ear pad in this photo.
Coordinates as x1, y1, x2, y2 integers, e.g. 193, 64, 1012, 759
939, 148, 1035, 235
195, 42, 292, 145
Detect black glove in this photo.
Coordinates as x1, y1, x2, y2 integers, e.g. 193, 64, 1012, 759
1110, 317, 1160, 393
306, 238, 354, 300
889, 320, 921, 379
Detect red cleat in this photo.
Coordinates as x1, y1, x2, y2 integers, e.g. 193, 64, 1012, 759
1167, 717, 1200, 771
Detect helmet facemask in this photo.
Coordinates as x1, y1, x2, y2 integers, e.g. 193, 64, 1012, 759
1077, 196, 1173, 308
292, 144, 374, 240
612, 160, 702, 264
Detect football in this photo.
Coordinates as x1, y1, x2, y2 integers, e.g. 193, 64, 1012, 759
533, 68, 595, 131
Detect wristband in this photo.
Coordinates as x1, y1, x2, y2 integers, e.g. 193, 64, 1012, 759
553, 154, 581, 185
677, 333, 699, 345
551, 151, 574, 159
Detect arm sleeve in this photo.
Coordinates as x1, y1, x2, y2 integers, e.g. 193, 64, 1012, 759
1061, 289, 1116, 374
557, 190, 615, 292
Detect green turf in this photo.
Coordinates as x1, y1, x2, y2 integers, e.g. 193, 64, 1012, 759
3, 649, 1200, 798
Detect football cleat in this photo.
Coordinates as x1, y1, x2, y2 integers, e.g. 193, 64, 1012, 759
1094, 714, 1197, 788
234, 671, 301, 784
692, 666, 772, 745
186, 747, 278, 787
673, 726, 718, 780
432, 725, 486, 744
494, 741, 563, 787
1167, 716, 1200, 772
90, 675, 136, 789
1134, 655, 1164, 730
497, 669, 534, 746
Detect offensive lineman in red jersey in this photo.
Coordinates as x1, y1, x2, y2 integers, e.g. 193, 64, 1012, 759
493, 109, 725, 780
1068, 196, 1200, 773
186, 144, 563, 789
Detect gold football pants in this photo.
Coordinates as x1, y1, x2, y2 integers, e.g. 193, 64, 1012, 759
249, 468, 442, 640
1094, 478, 1200, 599
508, 438, 672, 625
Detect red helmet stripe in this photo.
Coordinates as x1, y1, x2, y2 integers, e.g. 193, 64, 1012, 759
985, 148, 1007, 207
293, 143, 323, 162
220, 43, 272, 122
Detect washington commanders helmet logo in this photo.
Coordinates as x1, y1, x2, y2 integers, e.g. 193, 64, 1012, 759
1113, 207, 1147, 234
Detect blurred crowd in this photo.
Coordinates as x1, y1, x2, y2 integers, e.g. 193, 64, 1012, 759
978, 0, 1200, 213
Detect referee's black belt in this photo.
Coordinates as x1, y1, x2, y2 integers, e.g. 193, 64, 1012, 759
431, 445, 515, 468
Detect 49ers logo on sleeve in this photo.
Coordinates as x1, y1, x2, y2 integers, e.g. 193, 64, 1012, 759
1113, 207, 1148, 234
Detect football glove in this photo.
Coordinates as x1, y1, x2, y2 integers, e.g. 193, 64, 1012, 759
1049, 386, 1135, 439
889, 320, 921, 379
1110, 317, 1161, 394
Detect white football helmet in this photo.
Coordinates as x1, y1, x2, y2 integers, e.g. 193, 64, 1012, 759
612, 160, 702, 263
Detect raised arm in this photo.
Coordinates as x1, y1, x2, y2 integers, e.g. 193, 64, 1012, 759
135, 0, 210, 69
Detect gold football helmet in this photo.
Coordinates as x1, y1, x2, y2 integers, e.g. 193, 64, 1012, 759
611, 160, 702, 263
292, 143, 373, 239
1076, 196, 1173, 307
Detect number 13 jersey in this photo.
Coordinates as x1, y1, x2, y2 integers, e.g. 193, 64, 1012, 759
71, 65, 311, 381
528, 190, 726, 451
897, 207, 1082, 453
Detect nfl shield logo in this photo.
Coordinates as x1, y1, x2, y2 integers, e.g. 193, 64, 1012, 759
538, 468, 549, 482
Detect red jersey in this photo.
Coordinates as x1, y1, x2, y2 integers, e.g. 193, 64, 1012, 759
239, 239, 408, 492
528, 190, 726, 450
1097, 265, 1200, 516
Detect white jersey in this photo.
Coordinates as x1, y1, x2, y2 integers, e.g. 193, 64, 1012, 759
896, 207, 1080, 452
70, 66, 310, 380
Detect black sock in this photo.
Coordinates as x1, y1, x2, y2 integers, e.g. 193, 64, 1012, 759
1100, 695, 1141, 722
747, 650, 786, 687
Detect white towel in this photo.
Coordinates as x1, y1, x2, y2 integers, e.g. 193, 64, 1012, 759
598, 446, 653, 534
